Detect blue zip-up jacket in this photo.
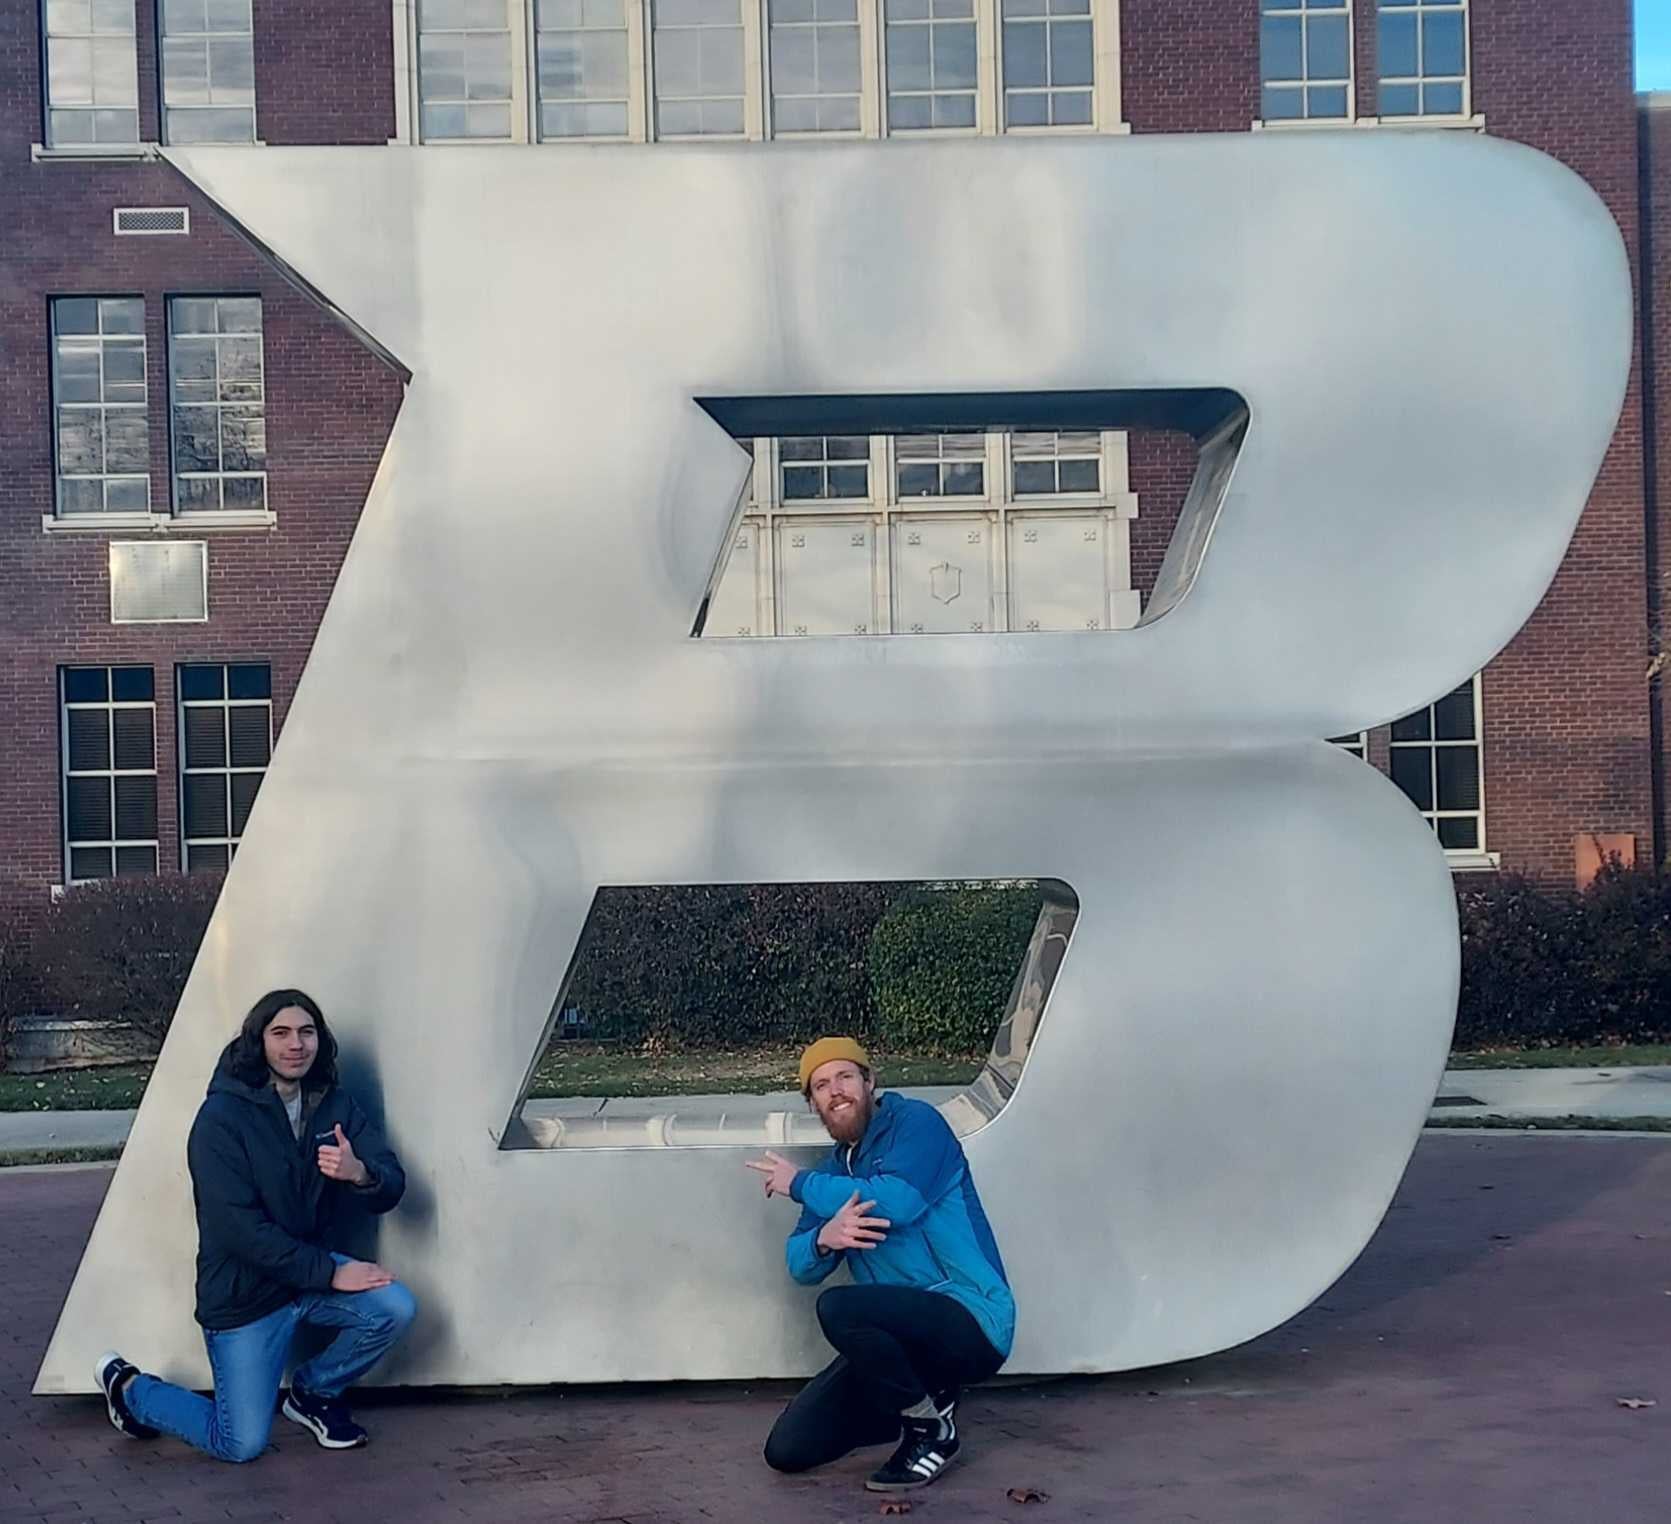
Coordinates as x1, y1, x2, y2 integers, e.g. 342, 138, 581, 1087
785, 1092, 1015, 1358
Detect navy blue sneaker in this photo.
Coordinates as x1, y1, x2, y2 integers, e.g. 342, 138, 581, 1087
865, 1413, 960, 1491
94, 1351, 157, 1440
282, 1385, 368, 1449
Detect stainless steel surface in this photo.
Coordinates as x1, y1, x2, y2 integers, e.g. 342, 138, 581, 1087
37, 133, 1631, 1391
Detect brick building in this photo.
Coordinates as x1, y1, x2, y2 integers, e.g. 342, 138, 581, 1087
0, 0, 1662, 908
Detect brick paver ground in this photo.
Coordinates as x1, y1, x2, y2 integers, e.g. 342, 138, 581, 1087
3, 1134, 1669, 1523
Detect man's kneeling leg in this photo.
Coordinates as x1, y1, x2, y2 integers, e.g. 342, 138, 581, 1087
764, 1355, 902, 1474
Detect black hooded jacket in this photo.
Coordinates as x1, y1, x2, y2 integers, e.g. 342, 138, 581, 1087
185, 1053, 406, 1330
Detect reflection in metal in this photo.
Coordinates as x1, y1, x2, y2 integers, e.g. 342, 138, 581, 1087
37, 133, 1632, 1392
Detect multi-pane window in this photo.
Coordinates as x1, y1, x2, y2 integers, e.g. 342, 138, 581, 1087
1377, 0, 1467, 118
51, 297, 149, 517
884, 0, 977, 131
1329, 732, 1367, 758
418, 0, 515, 140
708, 429, 1141, 637
1001, 0, 1092, 129
1012, 431, 1099, 496
536, 0, 630, 138
1389, 676, 1484, 851
781, 436, 869, 500
41, 0, 140, 147
159, 0, 257, 144
1260, 0, 1351, 121
178, 663, 271, 871
768, 0, 861, 133
896, 433, 985, 498
168, 296, 267, 513
61, 666, 158, 882
652, 0, 746, 136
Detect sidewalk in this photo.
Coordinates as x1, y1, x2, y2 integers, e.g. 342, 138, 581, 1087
5, 1069, 1668, 1158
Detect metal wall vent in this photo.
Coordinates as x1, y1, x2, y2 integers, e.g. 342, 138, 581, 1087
113, 206, 190, 236
110, 541, 208, 624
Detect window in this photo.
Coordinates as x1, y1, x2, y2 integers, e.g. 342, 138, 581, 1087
706, 429, 1142, 637
159, 0, 257, 144
884, 0, 976, 131
61, 666, 158, 882
168, 296, 266, 513
178, 663, 271, 870
1260, 0, 1351, 122
652, 0, 745, 136
51, 297, 149, 516
1389, 676, 1483, 852
41, 0, 140, 147
400, 0, 1123, 141
781, 436, 869, 499
896, 433, 985, 498
1001, 0, 1092, 129
1011, 431, 1099, 496
1328, 732, 1366, 758
768, 0, 861, 133
1377, 0, 1466, 118
418, 0, 515, 140
536, 0, 630, 138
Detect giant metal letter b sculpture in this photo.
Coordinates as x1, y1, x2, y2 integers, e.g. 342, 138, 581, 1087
39, 134, 1630, 1391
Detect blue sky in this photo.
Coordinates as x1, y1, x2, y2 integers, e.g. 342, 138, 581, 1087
1642, 0, 1671, 90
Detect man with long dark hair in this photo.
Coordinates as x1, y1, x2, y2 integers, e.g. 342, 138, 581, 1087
93, 989, 415, 1462
747, 1037, 1014, 1494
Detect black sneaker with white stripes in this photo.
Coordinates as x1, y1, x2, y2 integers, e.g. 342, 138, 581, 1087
93, 1350, 157, 1440
282, 1385, 368, 1449
864, 1414, 961, 1492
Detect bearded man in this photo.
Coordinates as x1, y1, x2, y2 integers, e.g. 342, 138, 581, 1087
746, 1037, 1015, 1493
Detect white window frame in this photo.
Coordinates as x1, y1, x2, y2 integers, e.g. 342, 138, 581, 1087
1372, 0, 1470, 124
40, 0, 142, 151
764, 0, 871, 138
410, 0, 531, 143
60, 665, 159, 884
714, 428, 1138, 637
177, 662, 273, 871
1387, 674, 1494, 867
158, 0, 260, 146
1254, 0, 1355, 130
390, 0, 1125, 142
50, 296, 151, 519
532, 0, 640, 141
648, 0, 762, 140
167, 294, 269, 517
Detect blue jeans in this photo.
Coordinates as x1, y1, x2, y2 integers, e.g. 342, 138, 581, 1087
125, 1259, 417, 1463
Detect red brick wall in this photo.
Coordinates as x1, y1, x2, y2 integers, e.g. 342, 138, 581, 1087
1645, 98, 1671, 866
0, 167, 404, 903
0, 0, 394, 155
1124, 0, 1649, 881
0, 0, 1656, 897
1128, 432, 1196, 602
254, 0, 395, 147
1465, 0, 1647, 878
1120, 0, 1257, 133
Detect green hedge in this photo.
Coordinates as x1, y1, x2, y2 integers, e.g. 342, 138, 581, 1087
1455, 863, 1671, 1049
17, 864, 1671, 1067
867, 885, 1045, 1054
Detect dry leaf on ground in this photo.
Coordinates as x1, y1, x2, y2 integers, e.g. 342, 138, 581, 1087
1008, 1486, 1051, 1503
878, 1500, 913, 1516
1616, 1397, 1657, 1409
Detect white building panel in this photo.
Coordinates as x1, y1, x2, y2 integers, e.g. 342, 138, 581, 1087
892, 513, 998, 633
775, 517, 878, 635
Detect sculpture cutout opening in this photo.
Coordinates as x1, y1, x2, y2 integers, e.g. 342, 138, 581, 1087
691, 393, 1236, 641
500, 879, 1079, 1150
